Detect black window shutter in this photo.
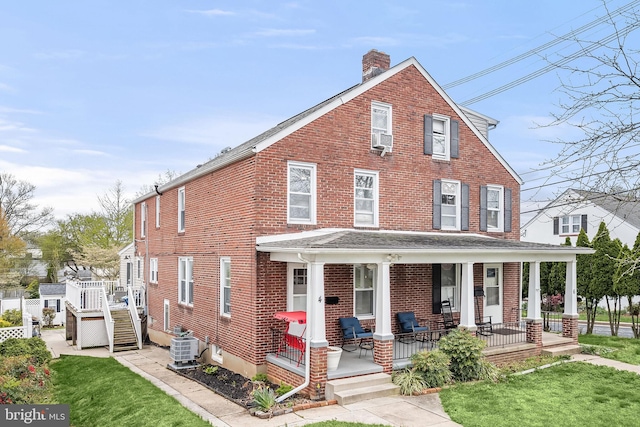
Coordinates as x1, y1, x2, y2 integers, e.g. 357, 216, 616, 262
553, 217, 559, 235
432, 264, 442, 314
450, 119, 459, 158
433, 180, 442, 229
479, 186, 488, 232
504, 188, 512, 232
581, 214, 588, 233
461, 183, 469, 231
424, 114, 433, 155
44, 300, 48, 308
56, 299, 61, 313
126, 263, 132, 285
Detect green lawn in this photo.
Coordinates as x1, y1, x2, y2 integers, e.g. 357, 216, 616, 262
52, 355, 211, 427
578, 312, 633, 323
579, 334, 640, 365
440, 362, 640, 427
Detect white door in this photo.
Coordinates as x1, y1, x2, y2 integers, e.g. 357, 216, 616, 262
484, 264, 503, 324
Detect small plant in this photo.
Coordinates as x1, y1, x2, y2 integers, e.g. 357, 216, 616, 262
439, 328, 486, 382
2, 309, 23, 326
410, 349, 452, 388
252, 373, 269, 382
476, 358, 500, 382
252, 385, 277, 412
275, 382, 293, 396
42, 307, 56, 328
202, 365, 218, 375
392, 368, 427, 395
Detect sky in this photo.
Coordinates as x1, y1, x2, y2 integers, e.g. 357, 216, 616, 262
0, 0, 637, 224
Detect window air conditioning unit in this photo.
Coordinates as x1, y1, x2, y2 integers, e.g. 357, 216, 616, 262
372, 133, 393, 156
170, 336, 199, 366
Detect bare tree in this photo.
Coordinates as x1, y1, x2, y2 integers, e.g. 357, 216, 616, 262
136, 169, 180, 198
97, 180, 133, 247
541, 2, 640, 196
0, 172, 54, 237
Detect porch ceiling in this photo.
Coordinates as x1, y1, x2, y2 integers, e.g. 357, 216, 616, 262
256, 229, 592, 264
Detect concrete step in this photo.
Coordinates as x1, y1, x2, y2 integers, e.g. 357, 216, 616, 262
112, 343, 138, 352
326, 373, 399, 405
542, 344, 581, 356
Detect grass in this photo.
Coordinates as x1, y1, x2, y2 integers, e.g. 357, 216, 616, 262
52, 355, 211, 427
578, 312, 633, 323
440, 362, 640, 427
579, 334, 640, 365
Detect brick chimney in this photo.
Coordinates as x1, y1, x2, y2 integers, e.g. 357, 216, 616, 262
362, 49, 390, 82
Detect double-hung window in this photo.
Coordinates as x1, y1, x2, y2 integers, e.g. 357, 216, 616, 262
220, 257, 231, 316
553, 214, 587, 235
288, 161, 316, 224
480, 185, 512, 232
433, 179, 469, 231
441, 181, 459, 229
178, 257, 193, 306
486, 186, 503, 230
178, 187, 185, 233
155, 195, 160, 228
150, 258, 158, 284
432, 263, 460, 313
354, 170, 379, 227
371, 102, 392, 151
354, 264, 375, 318
288, 264, 307, 311
140, 202, 146, 237
424, 114, 459, 160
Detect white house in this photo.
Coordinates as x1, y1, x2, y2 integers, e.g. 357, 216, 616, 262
39, 283, 66, 326
521, 189, 640, 247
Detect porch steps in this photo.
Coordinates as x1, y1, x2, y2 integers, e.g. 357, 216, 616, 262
326, 373, 399, 406
110, 309, 138, 352
542, 344, 581, 357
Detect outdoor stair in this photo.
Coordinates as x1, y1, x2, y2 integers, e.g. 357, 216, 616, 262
110, 309, 138, 352
542, 344, 581, 357
325, 372, 399, 405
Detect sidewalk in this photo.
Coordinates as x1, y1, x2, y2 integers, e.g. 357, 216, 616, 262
42, 329, 460, 427
572, 353, 640, 374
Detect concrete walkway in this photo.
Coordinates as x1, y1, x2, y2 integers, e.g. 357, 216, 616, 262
571, 353, 640, 374
41, 329, 460, 427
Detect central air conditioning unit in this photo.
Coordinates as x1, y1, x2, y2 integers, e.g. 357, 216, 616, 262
371, 133, 393, 156
169, 336, 199, 368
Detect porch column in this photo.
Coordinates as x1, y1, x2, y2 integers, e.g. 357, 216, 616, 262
458, 262, 476, 330
526, 261, 543, 350
563, 258, 579, 343
374, 261, 393, 373
307, 261, 328, 346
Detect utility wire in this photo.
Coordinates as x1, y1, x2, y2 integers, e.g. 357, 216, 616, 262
520, 186, 640, 215
443, 0, 640, 89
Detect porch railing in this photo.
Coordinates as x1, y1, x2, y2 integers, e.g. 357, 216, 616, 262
542, 311, 563, 333
127, 287, 142, 349
393, 328, 447, 361
66, 280, 143, 312
478, 321, 527, 348
270, 328, 306, 367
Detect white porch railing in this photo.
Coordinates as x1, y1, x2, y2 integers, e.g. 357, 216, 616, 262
100, 287, 115, 353
128, 287, 142, 349
66, 280, 120, 312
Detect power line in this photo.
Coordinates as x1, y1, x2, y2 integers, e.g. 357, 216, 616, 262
520, 186, 640, 215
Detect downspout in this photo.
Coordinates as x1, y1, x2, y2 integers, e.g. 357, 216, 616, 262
276, 253, 312, 402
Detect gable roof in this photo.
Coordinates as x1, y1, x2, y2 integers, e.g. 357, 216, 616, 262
135, 55, 522, 203
39, 283, 66, 296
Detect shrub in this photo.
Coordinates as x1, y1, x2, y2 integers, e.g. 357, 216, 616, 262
0, 319, 11, 328
392, 368, 427, 395
0, 355, 52, 404
252, 385, 277, 411
251, 373, 269, 383
410, 349, 452, 388
476, 358, 500, 382
439, 329, 486, 382
42, 307, 56, 328
0, 337, 52, 366
2, 309, 23, 326
275, 382, 293, 397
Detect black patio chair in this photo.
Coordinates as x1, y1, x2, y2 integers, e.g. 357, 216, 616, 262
440, 300, 459, 332
474, 287, 493, 336
339, 317, 373, 352
396, 311, 430, 344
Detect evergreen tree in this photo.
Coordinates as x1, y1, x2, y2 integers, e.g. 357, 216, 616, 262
576, 228, 597, 333
591, 223, 619, 335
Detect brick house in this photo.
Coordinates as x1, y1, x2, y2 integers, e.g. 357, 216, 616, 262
133, 50, 589, 398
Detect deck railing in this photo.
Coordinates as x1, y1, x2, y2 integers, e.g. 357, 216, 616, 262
101, 287, 114, 353
478, 321, 527, 348
66, 280, 142, 312
270, 328, 306, 367
128, 287, 142, 349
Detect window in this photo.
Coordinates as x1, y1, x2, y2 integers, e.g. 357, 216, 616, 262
220, 257, 231, 316
441, 180, 460, 230
178, 257, 193, 306
432, 264, 460, 313
288, 162, 316, 224
178, 187, 185, 232
371, 102, 392, 150
424, 114, 459, 160
44, 299, 61, 313
288, 264, 307, 311
553, 214, 587, 235
354, 264, 375, 318
433, 180, 469, 231
155, 196, 160, 228
354, 170, 379, 227
140, 202, 146, 237
150, 258, 158, 284
480, 186, 512, 233
163, 299, 170, 331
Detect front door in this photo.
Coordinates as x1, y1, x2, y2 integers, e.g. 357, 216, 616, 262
484, 264, 503, 324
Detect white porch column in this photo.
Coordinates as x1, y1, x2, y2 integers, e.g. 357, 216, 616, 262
374, 261, 393, 340
564, 259, 578, 316
459, 262, 476, 329
307, 261, 328, 346
527, 261, 542, 320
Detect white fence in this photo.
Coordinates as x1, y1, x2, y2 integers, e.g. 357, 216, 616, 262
23, 298, 41, 319
0, 313, 34, 343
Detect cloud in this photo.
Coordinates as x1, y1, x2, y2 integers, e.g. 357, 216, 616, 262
253, 29, 315, 37
0, 83, 14, 92
187, 9, 235, 16
72, 149, 108, 156
33, 49, 85, 60
0, 118, 37, 133
0, 106, 42, 114
0, 145, 27, 153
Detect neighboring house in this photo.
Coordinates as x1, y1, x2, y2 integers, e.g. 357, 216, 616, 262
39, 284, 66, 326
132, 50, 588, 397
521, 189, 640, 247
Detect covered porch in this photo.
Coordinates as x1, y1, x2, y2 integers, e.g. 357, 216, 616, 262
258, 229, 591, 393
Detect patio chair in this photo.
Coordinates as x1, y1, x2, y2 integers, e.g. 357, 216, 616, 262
396, 311, 431, 344
339, 317, 373, 352
277, 321, 306, 367
474, 287, 493, 336
440, 300, 458, 332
